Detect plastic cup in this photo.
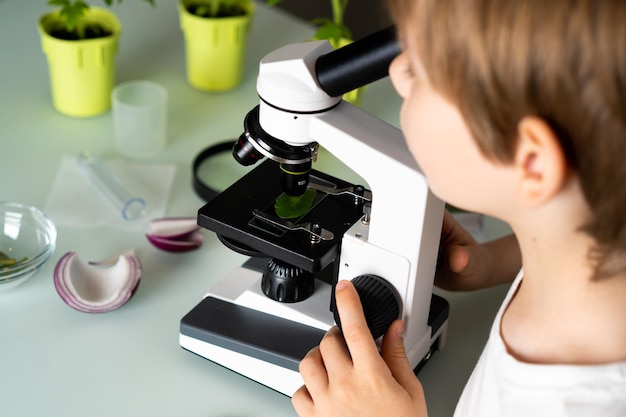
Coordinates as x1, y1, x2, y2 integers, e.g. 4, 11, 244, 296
112, 80, 168, 159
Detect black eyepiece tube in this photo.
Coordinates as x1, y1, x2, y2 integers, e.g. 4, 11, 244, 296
315, 26, 400, 98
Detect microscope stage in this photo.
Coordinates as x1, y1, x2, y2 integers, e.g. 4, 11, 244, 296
198, 160, 367, 273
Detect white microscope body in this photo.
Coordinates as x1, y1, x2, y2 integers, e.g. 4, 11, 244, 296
180, 33, 447, 397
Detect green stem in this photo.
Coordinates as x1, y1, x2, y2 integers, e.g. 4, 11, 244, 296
331, 0, 348, 25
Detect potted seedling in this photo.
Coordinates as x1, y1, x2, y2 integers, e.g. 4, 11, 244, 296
312, 0, 365, 105
38, 0, 154, 117
310, 0, 352, 48
178, 0, 275, 91
275, 0, 362, 104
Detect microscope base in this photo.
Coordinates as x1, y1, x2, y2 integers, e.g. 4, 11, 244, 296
180, 260, 449, 397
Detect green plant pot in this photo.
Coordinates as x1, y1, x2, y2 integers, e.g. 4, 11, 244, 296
38, 7, 121, 117
178, 0, 255, 91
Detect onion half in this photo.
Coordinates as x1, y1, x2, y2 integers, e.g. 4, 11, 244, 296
146, 217, 204, 252
54, 252, 142, 313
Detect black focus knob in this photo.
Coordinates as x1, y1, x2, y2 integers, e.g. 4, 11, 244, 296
334, 274, 400, 339
261, 258, 315, 303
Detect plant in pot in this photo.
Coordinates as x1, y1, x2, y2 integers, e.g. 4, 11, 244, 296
310, 0, 352, 48
38, 0, 154, 117
311, 0, 366, 105
275, 0, 363, 105
178, 0, 278, 92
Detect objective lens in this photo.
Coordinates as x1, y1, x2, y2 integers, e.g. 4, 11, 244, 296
280, 162, 311, 196
233, 133, 264, 166
233, 106, 316, 194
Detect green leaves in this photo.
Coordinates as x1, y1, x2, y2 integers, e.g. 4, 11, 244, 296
188, 0, 248, 18
312, 18, 352, 45
273, 0, 352, 45
274, 189, 317, 219
316, 0, 352, 44
47, 0, 155, 32
0, 250, 27, 270
48, 0, 88, 31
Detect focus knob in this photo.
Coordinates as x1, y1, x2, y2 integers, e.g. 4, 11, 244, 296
261, 258, 314, 303
334, 274, 400, 339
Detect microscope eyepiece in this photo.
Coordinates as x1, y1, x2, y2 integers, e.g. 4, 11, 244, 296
315, 26, 399, 97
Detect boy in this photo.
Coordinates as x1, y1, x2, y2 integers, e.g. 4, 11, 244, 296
291, 0, 626, 416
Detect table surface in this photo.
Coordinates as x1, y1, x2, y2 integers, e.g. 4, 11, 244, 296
0, 1, 511, 416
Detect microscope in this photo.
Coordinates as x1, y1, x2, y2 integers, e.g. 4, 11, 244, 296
180, 27, 449, 397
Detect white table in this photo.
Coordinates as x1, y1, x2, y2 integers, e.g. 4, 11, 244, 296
0, 1, 511, 416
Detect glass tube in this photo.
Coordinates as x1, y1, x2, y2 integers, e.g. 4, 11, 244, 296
77, 151, 147, 221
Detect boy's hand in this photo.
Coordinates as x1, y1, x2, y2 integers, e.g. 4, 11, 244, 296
436, 210, 520, 291
292, 280, 428, 417
435, 210, 488, 291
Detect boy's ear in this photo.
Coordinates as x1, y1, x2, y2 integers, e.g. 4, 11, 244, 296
514, 117, 568, 206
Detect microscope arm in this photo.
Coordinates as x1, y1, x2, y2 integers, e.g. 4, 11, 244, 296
312, 102, 444, 358
251, 28, 445, 360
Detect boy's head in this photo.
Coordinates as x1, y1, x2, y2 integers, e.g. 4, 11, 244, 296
387, 0, 626, 277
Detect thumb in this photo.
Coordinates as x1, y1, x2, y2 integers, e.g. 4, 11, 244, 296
448, 244, 471, 274
380, 320, 419, 390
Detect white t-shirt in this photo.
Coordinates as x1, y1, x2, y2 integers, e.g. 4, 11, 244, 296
454, 271, 626, 417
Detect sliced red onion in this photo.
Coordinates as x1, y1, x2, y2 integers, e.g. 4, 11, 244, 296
146, 217, 204, 252
146, 231, 204, 252
149, 217, 199, 240
54, 251, 142, 313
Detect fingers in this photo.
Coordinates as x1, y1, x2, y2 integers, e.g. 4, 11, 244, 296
445, 243, 481, 284
317, 326, 352, 377
297, 281, 379, 401
440, 209, 459, 241
292, 384, 314, 416
447, 244, 471, 273
380, 320, 428, 406
441, 209, 476, 249
439, 210, 473, 276
380, 320, 419, 391
298, 325, 354, 401
295, 281, 429, 416
436, 210, 483, 291
334, 280, 381, 365
299, 346, 328, 397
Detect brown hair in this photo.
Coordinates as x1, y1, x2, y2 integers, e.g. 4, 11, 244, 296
388, 0, 626, 278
